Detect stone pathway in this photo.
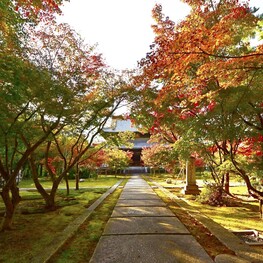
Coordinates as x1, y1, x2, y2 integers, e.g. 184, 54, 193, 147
31, 181, 122, 263
89, 175, 213, 263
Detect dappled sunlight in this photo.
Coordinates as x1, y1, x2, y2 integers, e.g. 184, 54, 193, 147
169, 247, 209, 263
2, 0, 263, 260
185, 199, 263, 233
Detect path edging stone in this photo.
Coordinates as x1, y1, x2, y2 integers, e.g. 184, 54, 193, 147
90, 176, 213, 263
151, 180, 262, 263
30, 180, 122, 263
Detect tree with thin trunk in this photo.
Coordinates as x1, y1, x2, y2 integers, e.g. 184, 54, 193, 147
0, 0, 66, 231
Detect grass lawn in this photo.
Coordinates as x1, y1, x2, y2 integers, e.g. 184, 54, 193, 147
49, 181, 127, 262
0, 175, 127, 263
147, 174, 263, 232
185, 194, 263, 232
146, 174, 263, 258
147, 174, 263, 254
19, 175, 125, 189
182, 189, 263, 256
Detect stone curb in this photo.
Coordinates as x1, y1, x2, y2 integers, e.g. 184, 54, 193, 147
30, 180, 123, 263
90, 176, 214, 263
151, 181, 262, 263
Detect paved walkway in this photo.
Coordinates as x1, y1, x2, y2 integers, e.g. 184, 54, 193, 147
31, 181, 122, 263
89, 175, 213, 263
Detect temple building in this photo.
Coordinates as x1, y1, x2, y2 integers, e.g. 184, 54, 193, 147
103, 116, 151, 166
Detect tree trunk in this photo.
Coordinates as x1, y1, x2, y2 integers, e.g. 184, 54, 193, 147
65, 173, 69, 196
231, 156, 263, 201
29, 156, 51, 205
44, 188, 57, 210
1, 183, 21, 231
224, 172, 230, 194
75, 164, 79, 190
1, 189, 15, 231
29, 156, 59, 210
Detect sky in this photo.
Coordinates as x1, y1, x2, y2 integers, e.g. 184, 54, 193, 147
57, 0, 263, 71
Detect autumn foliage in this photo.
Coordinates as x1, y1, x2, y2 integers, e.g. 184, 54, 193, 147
132, 0, 263, 200
0, 0, 129, 230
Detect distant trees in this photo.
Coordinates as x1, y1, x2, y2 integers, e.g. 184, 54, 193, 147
141, 144, 178, 174
103, 148, 133, 175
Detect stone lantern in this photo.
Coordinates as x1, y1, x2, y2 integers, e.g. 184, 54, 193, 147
183, 156, 201, 195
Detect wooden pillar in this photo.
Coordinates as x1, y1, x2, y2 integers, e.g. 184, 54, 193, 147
183, 157, 201, 195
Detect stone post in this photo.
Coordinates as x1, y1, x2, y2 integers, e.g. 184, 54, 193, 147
183, 157, 201, 195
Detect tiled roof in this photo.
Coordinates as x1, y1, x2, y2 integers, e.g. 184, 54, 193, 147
103, 119, 138, 132
103, 118, 153, 150
121, 138, 151, 149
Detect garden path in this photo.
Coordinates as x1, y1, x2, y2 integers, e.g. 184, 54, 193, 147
89, 175, 213, 263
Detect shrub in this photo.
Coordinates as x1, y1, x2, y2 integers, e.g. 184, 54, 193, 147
197, 183, 225, 206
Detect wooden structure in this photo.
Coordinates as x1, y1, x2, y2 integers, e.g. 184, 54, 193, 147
103, 116, 150, 166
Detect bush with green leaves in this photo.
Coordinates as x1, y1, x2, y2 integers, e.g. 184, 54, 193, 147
197, 183, 225, 206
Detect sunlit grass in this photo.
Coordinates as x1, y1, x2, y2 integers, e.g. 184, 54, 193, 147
19, 175, 126, 189
186, 199, 263, 232
0, 177, 125, 263
49, 181, 127, 263
147, 175, 263, 235
230, 185, 249, 195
